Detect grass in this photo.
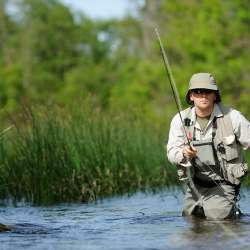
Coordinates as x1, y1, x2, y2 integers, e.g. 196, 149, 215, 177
0, 105, 177, 205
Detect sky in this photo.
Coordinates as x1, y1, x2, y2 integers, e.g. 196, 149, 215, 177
61, 0, 136, 19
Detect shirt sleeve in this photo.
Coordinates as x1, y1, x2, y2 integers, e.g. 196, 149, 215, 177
166, 113, 191, 166
230, 109, 250, 150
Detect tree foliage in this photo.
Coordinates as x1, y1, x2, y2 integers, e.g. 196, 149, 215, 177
0, 0, 250, 127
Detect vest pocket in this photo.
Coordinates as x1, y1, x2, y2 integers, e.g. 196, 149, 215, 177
222, 135, 239, 161
226, 163, 248, 185
192, 139, 216, 166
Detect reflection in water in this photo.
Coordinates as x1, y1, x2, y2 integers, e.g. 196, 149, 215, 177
178, 215, 250, 250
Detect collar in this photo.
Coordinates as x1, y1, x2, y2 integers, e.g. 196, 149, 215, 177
189, 103, 224, 130
211, 103, 223, 119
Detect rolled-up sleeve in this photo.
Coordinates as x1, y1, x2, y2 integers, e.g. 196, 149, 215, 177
231, 110, 250, 150
167, 114, 186, 165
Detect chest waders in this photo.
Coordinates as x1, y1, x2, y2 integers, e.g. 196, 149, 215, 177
180, 106, 248, 217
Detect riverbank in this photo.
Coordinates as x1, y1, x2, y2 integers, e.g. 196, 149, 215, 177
0, 106, 176, 204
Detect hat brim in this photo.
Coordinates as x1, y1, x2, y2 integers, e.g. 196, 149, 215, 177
189, 83, 218, 91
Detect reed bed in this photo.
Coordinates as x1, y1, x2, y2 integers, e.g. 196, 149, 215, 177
0, 106, 176, 204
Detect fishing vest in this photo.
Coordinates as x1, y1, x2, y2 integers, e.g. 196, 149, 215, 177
178, 105, 248, 185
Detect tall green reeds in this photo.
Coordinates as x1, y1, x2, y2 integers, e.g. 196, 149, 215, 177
0, 106, 177, 204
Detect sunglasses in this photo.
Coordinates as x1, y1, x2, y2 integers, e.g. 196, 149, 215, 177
192, 89, 214, 94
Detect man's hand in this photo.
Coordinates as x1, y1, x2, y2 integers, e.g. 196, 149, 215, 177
183, 145, 197, 160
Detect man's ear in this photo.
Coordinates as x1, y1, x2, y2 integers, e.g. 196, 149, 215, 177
190, 93, 194, 102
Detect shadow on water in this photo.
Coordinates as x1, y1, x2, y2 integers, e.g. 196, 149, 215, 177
130, 214, 181, 225
0, 223, 11, 232
0, 222, 61, 235
11, 223, 58, 235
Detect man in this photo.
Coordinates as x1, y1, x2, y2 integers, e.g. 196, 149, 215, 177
167, 72, 250, 219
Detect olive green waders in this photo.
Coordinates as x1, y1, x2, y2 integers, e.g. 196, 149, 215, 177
182, 181, 240, 219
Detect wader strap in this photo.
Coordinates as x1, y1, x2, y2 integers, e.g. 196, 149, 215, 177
212, 117, 217, 139
211, 117, 219, 162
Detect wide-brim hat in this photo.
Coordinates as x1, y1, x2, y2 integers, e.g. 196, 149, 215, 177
186, 72, 221, 104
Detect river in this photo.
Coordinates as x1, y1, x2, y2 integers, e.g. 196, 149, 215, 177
0, 187, 250, 250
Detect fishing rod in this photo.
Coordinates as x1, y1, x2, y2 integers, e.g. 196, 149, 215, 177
154, 27, 200, 200
154, 28, 191, 146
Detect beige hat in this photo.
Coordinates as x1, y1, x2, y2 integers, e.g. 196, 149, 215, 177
186, 72, 221, 104
188, 73, 218, 90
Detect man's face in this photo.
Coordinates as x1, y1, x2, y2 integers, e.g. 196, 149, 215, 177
190, 89, 216, 111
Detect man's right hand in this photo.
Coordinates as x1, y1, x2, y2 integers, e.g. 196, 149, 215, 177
183, 145, 197, 160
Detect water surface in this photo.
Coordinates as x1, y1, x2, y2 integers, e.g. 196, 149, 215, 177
1, 188, 250, 250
